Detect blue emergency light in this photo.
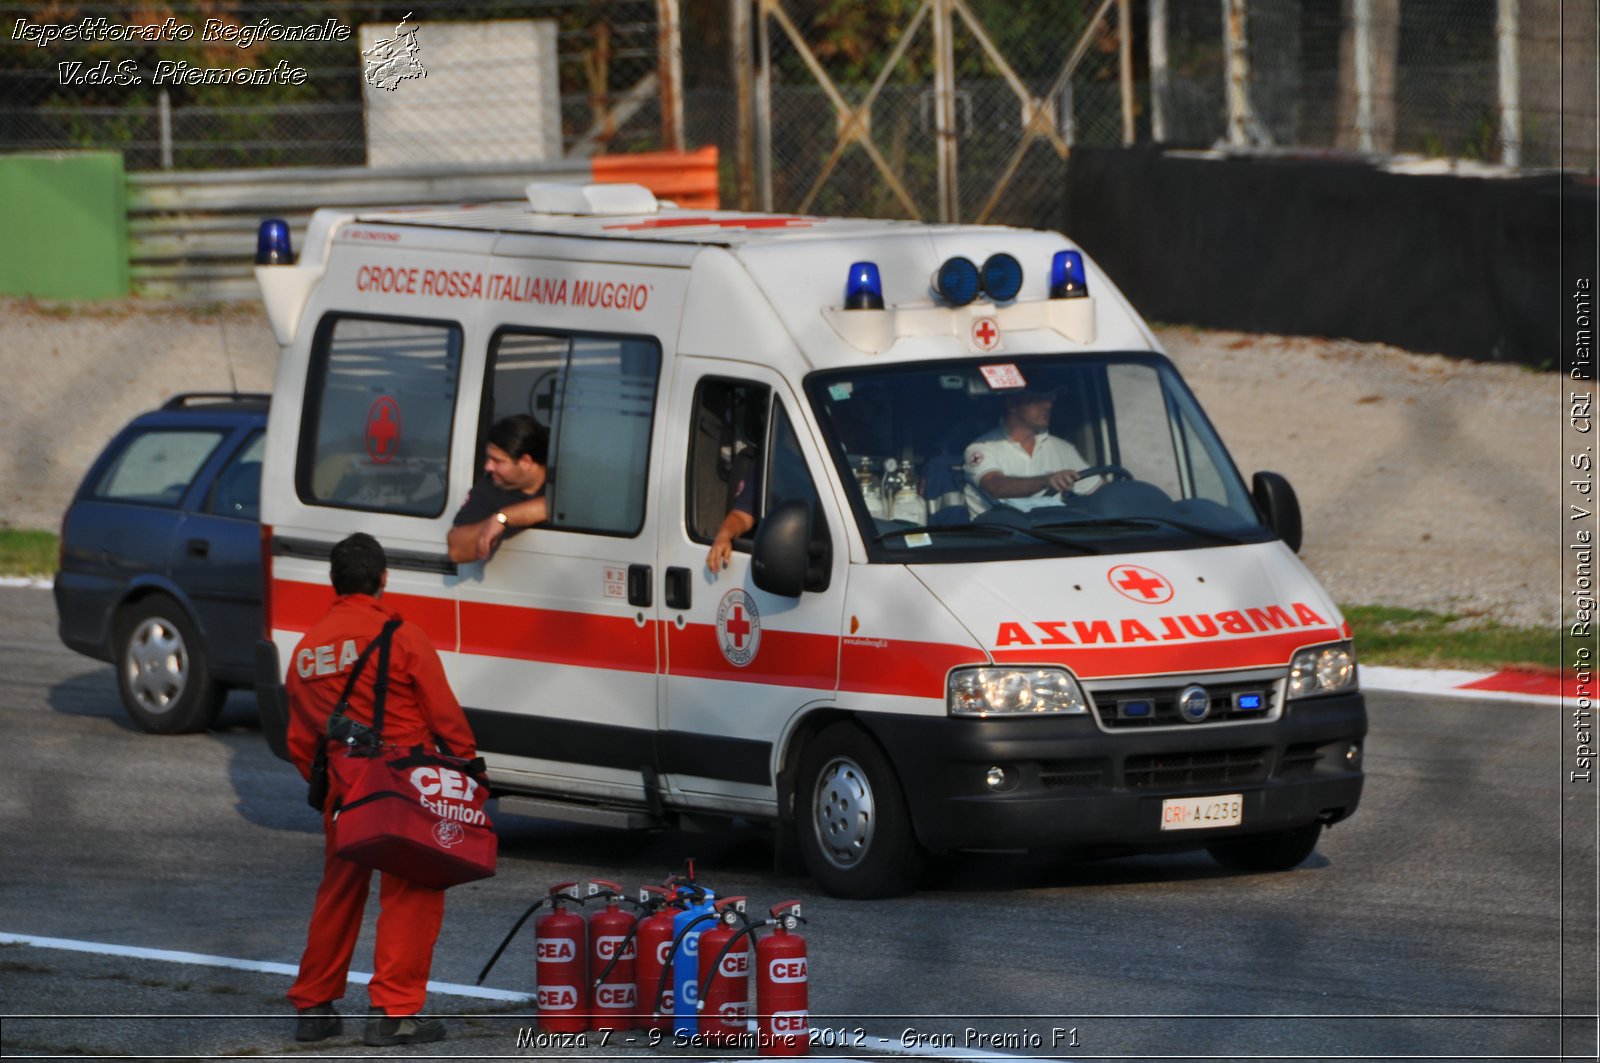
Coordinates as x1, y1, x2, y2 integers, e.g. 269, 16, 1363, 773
980, 253, 1024, 302
934, 256, 980, 307
1050, 250, 1087, 298
844, 261, 884, 309
256, 218, 295, 266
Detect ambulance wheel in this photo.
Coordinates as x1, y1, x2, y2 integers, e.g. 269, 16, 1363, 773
1207, 821, 1322, 873
114, 596, 224, 734
797, 724, 923, 898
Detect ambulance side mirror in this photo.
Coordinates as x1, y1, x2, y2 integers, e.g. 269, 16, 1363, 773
752, 499, 831, 597
1252, 471, 1302, 553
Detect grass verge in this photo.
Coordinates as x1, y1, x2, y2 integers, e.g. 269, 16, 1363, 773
1342, 604, 1560, 673
0, 529, 55, 578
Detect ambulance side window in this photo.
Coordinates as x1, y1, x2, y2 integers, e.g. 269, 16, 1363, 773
297, 315, 461, 517
488, 329, 661, 536
686, 379, 771, 543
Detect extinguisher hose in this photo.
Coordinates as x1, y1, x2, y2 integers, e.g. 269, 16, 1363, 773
474, 897, 552, 986
590, 915, 645, 992
651, 911, 719, 1019
696, 922, 765, 1014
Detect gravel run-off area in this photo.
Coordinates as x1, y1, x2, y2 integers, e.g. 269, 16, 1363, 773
0, 298, 1560, 628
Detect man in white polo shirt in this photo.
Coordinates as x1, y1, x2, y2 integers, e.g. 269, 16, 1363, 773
963, 387, 1103, 517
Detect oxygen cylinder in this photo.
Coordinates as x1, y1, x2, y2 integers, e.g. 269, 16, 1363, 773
670, 883, 717, 1038
535, 882, 588, 1033
755, 902, 808, 1057
634, 885, 678, 1032
586, 880, 637, 1031
696, 897, 751, 1047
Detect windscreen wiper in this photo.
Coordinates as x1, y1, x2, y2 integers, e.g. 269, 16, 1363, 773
1031, 515, 1251, 544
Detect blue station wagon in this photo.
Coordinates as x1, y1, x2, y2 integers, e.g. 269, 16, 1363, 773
55, 393, 268, 733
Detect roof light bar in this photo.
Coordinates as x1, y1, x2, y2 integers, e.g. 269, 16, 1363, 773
844, 261, 885, 310
255, 219, 295, 266
934, 256, 981, 307
981, 253, 1024, 302
1050, 250, 1087, 298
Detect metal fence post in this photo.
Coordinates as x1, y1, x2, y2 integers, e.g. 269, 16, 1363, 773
657, 0, 686, 152
932, 0, 959, 222
1119, 0, 1135, 146
755, 0, 773, 211
732, 0, 754, 209
1497, 0, 1521, 167
1148, 0, 1168, 144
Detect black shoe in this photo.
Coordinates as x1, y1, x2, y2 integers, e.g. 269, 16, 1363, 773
294, 1003, 342, 1042
364, 1011, 447, 1047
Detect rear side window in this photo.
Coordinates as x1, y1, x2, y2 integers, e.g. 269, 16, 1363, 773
488, 329, 661, 536
298, 315, 462, 517
93, 430, 224, 505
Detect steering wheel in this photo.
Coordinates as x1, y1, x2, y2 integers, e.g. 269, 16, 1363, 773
1077, 463, 1134, 483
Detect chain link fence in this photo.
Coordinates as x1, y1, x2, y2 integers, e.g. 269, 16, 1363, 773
0, 1, 1593, 209
0, 0, 667, 170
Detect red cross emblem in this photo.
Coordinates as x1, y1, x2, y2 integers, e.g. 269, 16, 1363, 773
366, 396, 402, 464
1107, 564, 1173, 604
716, 589, 761, 667
971, 317, 1000, 351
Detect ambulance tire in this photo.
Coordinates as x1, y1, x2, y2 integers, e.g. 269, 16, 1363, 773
797, 724, 924, 898
1207, 821, 1322, 873
114, 595, 225, 734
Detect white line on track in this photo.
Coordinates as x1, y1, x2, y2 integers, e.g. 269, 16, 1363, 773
2, 932, 1057, 1060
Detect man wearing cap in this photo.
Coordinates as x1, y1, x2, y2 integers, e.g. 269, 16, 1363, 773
964, 387, 1103, 516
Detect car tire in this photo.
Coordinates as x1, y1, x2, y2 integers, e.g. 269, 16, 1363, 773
114, 596, 225, 734
1207, 821, 1323, 873
796, 723, 924, 899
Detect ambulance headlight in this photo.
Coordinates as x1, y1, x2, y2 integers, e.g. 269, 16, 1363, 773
948, 667, 1089, 717
1286, 641, 1357, 699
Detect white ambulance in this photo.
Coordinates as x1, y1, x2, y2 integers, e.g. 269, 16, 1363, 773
252, 182, 1365, 898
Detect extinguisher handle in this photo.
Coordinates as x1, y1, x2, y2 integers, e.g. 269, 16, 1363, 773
768, 900, 803, 920
549, 881, 587, 903
588, 878, 623, 896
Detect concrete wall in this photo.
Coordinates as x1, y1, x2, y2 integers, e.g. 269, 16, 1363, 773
0, 298, 278, 529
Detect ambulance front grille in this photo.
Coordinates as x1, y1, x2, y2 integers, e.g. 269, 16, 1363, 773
1038, 758, 1109, 789
1123, 747, 1270, 789
1088, 679, 1280, 729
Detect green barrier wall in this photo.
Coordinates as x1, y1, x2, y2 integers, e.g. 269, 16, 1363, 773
0, 152, 130, 300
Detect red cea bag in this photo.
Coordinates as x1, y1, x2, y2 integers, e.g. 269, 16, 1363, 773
330, 747, 497, 889
322, 620, 497, 889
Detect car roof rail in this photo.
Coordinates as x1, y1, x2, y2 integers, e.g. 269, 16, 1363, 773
160, 391, 271, 410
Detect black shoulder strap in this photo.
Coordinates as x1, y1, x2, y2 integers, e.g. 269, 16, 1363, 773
333, 618, 402, 735
368, 618, 402, 737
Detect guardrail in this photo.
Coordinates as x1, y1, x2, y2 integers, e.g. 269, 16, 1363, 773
126, 148, 719, 301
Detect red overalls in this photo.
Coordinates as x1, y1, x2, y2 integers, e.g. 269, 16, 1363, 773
284, 594, 477, 1017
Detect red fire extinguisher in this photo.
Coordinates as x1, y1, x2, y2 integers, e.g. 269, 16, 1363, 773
585, 880, 638, 1031
695, 897, 751, 1047
755, 901, 809, 1057
534, 882, 590, 1032
632, 884, 681, 1033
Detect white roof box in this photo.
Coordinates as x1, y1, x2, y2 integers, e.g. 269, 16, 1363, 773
525, 181, 659, 216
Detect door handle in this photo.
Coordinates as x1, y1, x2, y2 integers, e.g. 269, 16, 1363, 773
664, 567, 691, 611
628, 563, 652, 607
186, 538, 210, 559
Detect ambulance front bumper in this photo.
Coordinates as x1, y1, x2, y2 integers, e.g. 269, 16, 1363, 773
857, 691, 1366, 852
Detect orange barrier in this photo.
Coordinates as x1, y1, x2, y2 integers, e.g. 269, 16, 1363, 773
590, 147, 720, 209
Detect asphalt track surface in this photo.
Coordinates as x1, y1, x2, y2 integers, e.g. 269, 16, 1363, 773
0, 585, 1594, 1061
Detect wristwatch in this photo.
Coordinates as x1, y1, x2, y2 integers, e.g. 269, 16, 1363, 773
495, 511, 509, 526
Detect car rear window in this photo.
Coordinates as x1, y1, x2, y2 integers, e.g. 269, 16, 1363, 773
92, 429, 226, 505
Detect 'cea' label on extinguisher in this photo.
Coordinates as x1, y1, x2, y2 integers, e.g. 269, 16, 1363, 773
536, 937, 579, 961
536, 985, 580, 1010
769, 1011, 809, 1034
768, 957, 807, 982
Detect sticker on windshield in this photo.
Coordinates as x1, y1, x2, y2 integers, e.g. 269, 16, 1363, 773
979, 363, 1026, 390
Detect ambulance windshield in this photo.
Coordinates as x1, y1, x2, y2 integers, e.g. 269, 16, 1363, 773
807, 353, 1273, 561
